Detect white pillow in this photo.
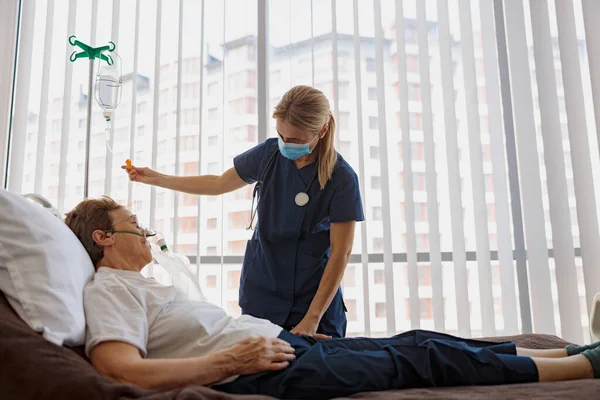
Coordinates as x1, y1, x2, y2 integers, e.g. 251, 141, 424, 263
0, 189, 94, 346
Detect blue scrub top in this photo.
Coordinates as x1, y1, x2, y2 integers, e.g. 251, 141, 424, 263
233, 138, 365, 338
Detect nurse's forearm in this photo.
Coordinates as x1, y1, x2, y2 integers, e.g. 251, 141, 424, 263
306, 252, 349, 321
155, 167, 247, 196
156, 173, 223, 195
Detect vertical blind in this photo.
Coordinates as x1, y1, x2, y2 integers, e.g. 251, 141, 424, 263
4, 0, 600, 343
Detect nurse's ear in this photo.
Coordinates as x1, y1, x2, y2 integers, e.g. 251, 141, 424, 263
319, 123, 328, 139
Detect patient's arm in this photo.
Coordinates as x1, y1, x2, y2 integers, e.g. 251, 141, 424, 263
90, 336, 295, 390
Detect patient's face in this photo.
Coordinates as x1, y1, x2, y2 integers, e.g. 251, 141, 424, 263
108, 208, 153, 268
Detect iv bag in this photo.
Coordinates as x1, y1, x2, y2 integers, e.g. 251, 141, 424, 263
94, 51, 122, 112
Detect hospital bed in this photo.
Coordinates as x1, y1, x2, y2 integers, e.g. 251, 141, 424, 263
1, 194, 599, 399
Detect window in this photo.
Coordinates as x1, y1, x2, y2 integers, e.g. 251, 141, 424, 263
208, 162, 219, 174
403, 234, 429, 251
407, 55, 419, 73
228, 301, 241, 317
366, 57, 376, 72
372, 206, 383, 221
247, 45, 256, 61
415, 203, 428, 221
208, 108, 219, 120
228, 71, 246, 91
137, 125, 145, 137
182, 135, 198, 151
340, 140, 352, 156
227, 270, 241, 289
406, 265, 431, 285
183, 194, 198, 206
343, 265, 356, 287
157, 192, 165, 208
137, 102, 147, 114
374, 269, 385, 284
370, 146, 380, 159
373, 237, 384, 252
339, 112, 350, 130
271, 70, 281, 84
206, 246, 218, 256
369, 116, 378, 130
375, 302, 386, 318
405, 298, 433, 320
368, 87, 377, 101
229, 97, 256, 114
485, 174, 494, 193
478, 86, 487, 104
371, 176, 381, 190
483, 144, 492, 162
488, 204, 496, 221
414, 172, 426, 190
207, 82, 218, 96
206, 275, 217, 288
235, 185, 253, 200
228, 240, 246, 255
159, 89, 169, 105
246, 97, 257, 113
207, 218, 217, 230
477, 59, 485, 76
208, 135, 218, 146
178, 245, 197, 255
408, 84, 421, 101
184, 109, 199, 126
229, 211, 250, 229
178, 217, 197, 233
346, 299, 357, 321
338, 81, 350, 100
410, 113, 422, 130
492, 264, 501, 283
417, 234, 429, 251
183, 162, 197, 175
489, 234, 498, 249
480, 115, 489, 133
405, 26, 417, 44
159, 113, 168, 130
244, 125, 257, 141
411, 142, 424, 161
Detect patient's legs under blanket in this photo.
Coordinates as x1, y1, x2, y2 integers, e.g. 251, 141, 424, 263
214, 329, 538, 400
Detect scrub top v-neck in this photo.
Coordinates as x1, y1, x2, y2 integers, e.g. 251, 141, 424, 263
233, 138, 364, 338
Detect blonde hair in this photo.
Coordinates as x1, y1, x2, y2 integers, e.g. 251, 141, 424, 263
272, 85, 338, 189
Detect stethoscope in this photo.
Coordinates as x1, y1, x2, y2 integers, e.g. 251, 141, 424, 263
247, 149, 318, 230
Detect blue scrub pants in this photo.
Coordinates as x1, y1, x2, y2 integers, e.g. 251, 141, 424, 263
214, 329, 539, 399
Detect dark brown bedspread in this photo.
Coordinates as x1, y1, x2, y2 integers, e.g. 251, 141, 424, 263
1, 292, 598, 400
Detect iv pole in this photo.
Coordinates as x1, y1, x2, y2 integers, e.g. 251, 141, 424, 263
68, 35, 115, 199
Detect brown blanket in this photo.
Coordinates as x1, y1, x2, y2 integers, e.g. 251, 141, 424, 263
1, 292, 598, 400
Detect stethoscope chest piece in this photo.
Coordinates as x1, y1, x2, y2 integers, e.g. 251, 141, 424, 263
295, 192, 310, 207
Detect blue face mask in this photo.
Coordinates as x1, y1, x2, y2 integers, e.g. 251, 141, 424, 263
278, 133, 320, 161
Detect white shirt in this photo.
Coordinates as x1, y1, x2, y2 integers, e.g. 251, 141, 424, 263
84, 267, 283, 382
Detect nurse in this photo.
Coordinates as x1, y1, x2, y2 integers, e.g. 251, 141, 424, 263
124, 85, 364, 338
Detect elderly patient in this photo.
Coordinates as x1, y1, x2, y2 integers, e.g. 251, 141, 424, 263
65, 197, 600, 399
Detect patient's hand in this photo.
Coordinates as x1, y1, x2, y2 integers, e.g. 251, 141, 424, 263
223, 336, 296, 375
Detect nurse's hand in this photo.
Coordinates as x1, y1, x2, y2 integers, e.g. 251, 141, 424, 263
122, 164, 160, 186
291, 318, 332, 340
224, 337, 296, 375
